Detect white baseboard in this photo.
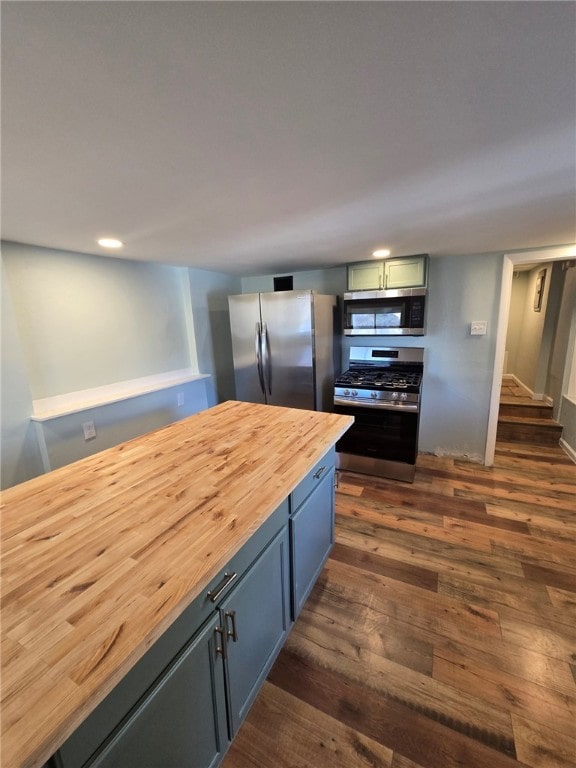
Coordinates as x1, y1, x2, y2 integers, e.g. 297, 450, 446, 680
560, 438, 576, 465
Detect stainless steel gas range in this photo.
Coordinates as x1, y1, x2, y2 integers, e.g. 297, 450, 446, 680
333, 346, 424, 482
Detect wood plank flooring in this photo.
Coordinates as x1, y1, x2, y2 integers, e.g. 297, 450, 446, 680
222, 437, 576, 768
500, 376, 539, 405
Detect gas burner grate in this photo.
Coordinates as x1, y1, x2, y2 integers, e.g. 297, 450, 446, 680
336, 367, 422, 390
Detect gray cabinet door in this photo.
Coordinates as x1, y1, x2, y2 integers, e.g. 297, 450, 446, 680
290, 471, 335, 620
220, 526, 290, 736
86, 614, 228, 768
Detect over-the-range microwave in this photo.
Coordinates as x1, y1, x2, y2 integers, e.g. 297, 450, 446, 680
343, 287, 426, 336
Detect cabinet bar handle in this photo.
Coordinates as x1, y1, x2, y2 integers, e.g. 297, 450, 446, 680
313, 466, 327, 480
207, 571, 237, 603
225, 610, 239, 642
214, 626, 227, 659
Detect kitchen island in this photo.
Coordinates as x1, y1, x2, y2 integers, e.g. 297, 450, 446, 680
1, 400, 353, 768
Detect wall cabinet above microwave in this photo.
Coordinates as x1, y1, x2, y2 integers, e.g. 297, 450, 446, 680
347, 254, 428, 291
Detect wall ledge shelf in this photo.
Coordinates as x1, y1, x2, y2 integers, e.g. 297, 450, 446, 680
31, 369, 210, 422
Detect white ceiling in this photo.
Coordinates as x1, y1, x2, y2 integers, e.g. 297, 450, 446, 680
2, 2, 575, 275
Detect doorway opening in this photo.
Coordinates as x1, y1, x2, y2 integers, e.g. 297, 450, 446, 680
485, 245, 576, 465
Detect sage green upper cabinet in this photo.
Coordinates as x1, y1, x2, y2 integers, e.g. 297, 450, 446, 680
347, 261, 385, 291
347, 254, 428, 291
384, 254, 428, 289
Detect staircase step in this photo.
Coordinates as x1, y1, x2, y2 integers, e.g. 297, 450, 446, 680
497, 415, 563, 445
499, 400, 555, 419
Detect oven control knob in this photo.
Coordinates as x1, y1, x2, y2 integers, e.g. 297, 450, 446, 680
392, 392, 399, 399
351, 390, 358, 397
400, 393, 408, 401
370, 391, 378, 399
344, 389, 350, 396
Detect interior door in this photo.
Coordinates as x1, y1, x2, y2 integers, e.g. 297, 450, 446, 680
260, 291, 314, 410
228, 294, 266, 404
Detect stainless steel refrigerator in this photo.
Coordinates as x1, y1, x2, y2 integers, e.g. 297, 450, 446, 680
228, 290, 336, 411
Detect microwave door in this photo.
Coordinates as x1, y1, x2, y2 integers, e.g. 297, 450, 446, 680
344, 294, 424, 336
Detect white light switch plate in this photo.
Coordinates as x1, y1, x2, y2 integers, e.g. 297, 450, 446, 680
470, 321, 487, 335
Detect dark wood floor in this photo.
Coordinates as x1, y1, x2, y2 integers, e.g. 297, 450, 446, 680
222, 406, 576, 767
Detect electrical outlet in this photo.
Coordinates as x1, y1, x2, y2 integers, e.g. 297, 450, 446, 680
177, 392, 185, 407
470, 321, 487, 336
82, 420, 96, 441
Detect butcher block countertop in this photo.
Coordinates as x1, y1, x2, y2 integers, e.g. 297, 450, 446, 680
1, 401, 353, 768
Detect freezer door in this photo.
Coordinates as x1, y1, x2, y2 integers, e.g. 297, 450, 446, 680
228, 294, 266, 404
260, 291, 314, 410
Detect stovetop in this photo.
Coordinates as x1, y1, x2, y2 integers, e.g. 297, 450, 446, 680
334, 347, 424, 410
335, 366, 422, 393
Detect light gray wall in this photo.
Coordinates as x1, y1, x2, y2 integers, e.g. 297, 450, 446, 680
505, 272, 528, 374
561, 397, 576, 456
241, 266, 347, 296
538, 262, 565, 397
38, 379, 209, 472
1, 259, 45, 487
419, 253, 501, 460
2, 242, 193, 398
507, 263, 553, 393
1, 242, 216, 487
554, 264, 576, 445
188, 267, 241, 406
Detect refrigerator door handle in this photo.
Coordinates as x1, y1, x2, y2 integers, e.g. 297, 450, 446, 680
255, 323, 266, 395
262, 322, 272, 395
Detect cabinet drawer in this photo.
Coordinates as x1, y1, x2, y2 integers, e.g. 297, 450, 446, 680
291, 448, 335, 513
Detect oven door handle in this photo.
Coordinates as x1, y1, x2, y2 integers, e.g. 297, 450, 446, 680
333, 396, 419, 413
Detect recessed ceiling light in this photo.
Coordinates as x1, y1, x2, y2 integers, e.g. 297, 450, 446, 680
372, 249, 390, 258
97, 238, 123, 249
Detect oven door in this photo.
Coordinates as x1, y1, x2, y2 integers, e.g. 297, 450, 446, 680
333, 402, 419, 465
